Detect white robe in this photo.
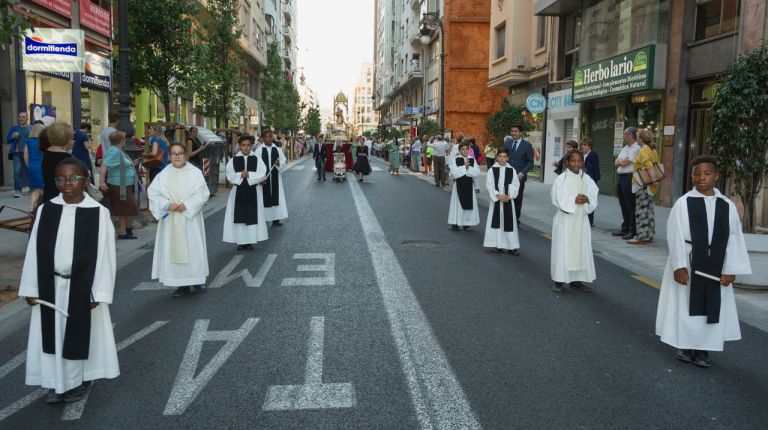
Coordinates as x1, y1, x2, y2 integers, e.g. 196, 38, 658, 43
483, 164, 520, 250
447, 156, 480, 226
655, 189, 751, 351
256, 145, 288, 222
19, 195, 119, 393
149, 162, 210, 287
223, 154, 269, 245
550, 170, 598, 283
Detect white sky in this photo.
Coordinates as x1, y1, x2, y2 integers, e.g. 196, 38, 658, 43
297, 0, 374, 111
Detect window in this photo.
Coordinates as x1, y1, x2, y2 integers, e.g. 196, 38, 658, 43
695, 0, 740, 41
495, 23, 506, 60
557, 13, 581, 80
536, 16, 547, 50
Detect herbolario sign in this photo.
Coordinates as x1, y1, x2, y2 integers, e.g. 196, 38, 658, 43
572, 45, 655, 102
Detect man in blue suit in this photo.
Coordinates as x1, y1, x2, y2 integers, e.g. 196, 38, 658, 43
503, 125, 535, 226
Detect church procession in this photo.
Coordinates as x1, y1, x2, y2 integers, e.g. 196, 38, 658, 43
2, 0, 768, 428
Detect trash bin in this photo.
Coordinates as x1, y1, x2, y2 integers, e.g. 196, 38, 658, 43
186, 126, 224, 195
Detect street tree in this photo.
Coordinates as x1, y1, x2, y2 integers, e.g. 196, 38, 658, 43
261, 42, 301, 134
418, 119, 440, 137
192, 0, 244, 129
127, 0, 199, 123
304, 106, 322, 137
0, 0, 29, 46
486, 100, 531, 148
710, 42, 768, 233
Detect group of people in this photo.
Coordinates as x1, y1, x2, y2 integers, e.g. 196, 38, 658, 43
310, 135, 372, 182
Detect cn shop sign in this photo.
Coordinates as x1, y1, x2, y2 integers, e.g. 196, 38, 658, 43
28, 0, 72, 18
80, 0, 112, 38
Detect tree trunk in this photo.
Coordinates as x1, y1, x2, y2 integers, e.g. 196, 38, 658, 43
163, 100, 171, 123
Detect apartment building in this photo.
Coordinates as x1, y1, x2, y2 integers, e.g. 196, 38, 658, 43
352, 63, 379, 136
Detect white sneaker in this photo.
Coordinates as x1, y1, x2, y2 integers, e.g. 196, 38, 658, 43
13, 192, 21, 198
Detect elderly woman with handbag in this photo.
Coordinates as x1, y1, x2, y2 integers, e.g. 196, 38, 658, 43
629, 129, 661, 244
99, 131, 139, 239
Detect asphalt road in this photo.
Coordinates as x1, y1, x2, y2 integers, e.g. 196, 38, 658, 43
1, 156, 767, 429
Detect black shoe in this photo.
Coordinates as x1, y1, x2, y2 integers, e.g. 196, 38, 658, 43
64, 383, 89, 403
244, 244, 254, 250
569, 281, 593, 292
450, 225, 459, 231
117, 233, 138, 240
612, 230, 629, 237
493, 248, 503, 253
435, 184, 440, 187
551, 282, 565, 292
272, 221, 283, 227
675, 349, 694, 363
462, 226, 470, 231
692, 350, 711, 368
622, 232, 635, 240
323, 178, 327, 181
237, 245, 247, 251
193, 285, 207, 294
46, 390, 65, 404
509, 249, 520, 256
172, 286, 191, 297
317, 177, 321, 181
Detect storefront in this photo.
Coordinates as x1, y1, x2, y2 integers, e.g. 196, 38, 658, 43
574, 44, 666, 196
81, 50, 111, 141
544, 88, 580, 184
684, 79, 719, 191
507, 75, 548, 180
25, 71, 73, 125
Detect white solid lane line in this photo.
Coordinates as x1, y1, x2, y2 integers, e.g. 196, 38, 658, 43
348, 178, 481, 430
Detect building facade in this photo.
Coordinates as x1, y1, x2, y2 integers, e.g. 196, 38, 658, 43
352, 63, 379, 136
263, 0, 298, 84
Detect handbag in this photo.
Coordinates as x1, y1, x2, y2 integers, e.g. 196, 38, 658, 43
142, 149, 164, 168
87, 182, 104, 202
634, 162, 665, 187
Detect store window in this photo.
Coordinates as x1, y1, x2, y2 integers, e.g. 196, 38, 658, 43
536, 16, 547, 50
495, 22, 506, 60
695, 0, 740, 40
25, 73, 72, 125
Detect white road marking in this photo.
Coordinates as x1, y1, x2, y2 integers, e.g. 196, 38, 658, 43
62, 321, 169, 420
164, 318, 259, 416
135, 254, 276, 291
0, 389, 46, 421
0, 351, 26, 380
243, 254, 277, 288
292, 165, 305, 171
348, 178, 481, 429
372, 166, 382, 171
132, 282, 168, 291
281, 253, 335, 286
262, 317, 356, 411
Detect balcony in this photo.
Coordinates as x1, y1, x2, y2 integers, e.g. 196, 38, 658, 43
396, 60, 423, 91
410, 0, 421, 9
283, 25, 291, 42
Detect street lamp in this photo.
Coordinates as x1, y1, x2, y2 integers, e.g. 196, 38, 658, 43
116, 0, 134, 138
419, 12, 444, 133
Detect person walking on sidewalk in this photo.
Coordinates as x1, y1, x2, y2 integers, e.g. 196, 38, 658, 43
655, 156, 751, 368
581, 137, 600, 227
428, 135, 449, 187
612, 127, 641, 239
629, 129, 660, 244
24, 122, 46, 212
550, 150, 599, 293
503, 125, 534, 226
424, 142, 433, 176
6, 111, 31, 197
410, 136, 421, 173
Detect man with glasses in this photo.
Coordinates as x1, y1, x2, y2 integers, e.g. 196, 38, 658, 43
6, 112, 31, 197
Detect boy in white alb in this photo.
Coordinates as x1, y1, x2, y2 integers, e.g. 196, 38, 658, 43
223, 134, 269, 250
447, 142, 480, 231
483, 148, 521, 255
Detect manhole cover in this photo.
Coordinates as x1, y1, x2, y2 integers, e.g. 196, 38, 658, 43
400, 240, 446, 249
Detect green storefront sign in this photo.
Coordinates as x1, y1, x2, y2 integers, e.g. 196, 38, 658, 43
572, 45, 655, 102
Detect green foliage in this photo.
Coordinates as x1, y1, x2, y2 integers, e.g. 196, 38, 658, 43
382, 127, 403, 139
486, 100, 531, 146
710, 42, 768, 232
304, 106, 322, 137
362, 130, 374, 138
418, 119, 440, 138
191, 0, 245, 128
127, 0, 199, 122
1, 1, 30, 46
261, 42, 301, 134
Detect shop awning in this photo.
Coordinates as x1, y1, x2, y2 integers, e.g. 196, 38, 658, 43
534, 0, 581, 16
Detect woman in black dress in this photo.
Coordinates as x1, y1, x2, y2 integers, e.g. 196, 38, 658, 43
41, 123, 74, 204
354, 143, 372, 181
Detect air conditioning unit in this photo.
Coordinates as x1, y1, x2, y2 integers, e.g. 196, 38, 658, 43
517, 55, 526, 69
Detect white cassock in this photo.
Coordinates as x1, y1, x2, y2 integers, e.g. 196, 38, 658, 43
550, 169, 599, 283
149, 162, 211, 287
223, 153, 269, 245
483, 164, 521, 250
256, 144, 288, 222
447, 156, 480, 226
655, 188, 751, 351
20, 195, 119, 393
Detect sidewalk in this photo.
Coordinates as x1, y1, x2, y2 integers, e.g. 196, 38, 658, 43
387, 158, 768, 332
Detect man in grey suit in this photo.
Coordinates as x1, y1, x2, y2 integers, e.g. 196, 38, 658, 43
503, 125, 535, 226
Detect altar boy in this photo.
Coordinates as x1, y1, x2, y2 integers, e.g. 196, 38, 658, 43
256, 130, 288, 226
483, 148, 521, 255
550, 150, 599, 293
20, 158, 119, 404
447, 142, 480, 231
224, 134, 269, 250
655, 155, 751, 368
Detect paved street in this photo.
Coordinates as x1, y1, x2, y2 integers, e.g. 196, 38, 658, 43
1, 156, 767, 429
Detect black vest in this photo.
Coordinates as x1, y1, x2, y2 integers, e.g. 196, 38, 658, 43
232, 155, 259, 225
454, 157, 475, 210
261, 146, 280, 208
491, 166, 515, 231
687, 197, 729, 324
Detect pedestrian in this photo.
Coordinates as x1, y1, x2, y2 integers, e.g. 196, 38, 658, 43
447, 142, 480, 231
19, 157, 119, 404
387, 137, 401, 175
484, 141, 497, 171
148, 124, 171, 182
483, 148, 521, 255
99, 131, 139, 239
470, 138, 481, 162
148, 143, 211, 297
72, 123, 94, 183
503, 125, 535, 226
41, 122, 74, 203
24, 122, 46, 213
185, 126, 208, 170
256, 129, 288, 226
6, 111, 30, 197
313, 134, 328, 181
224, 134, 268, 251
410, 135, 422, 173
428, 135, 448, 187
354, 139, 372, 181
99, 112, 119, 157
629, 129, 660, 244
581, 137, 600, 227
550, 150, 599, 293
612, 127, 641, 240
553, 140, 578, 175
424, 142, 433, 176
655, 155, 751, 368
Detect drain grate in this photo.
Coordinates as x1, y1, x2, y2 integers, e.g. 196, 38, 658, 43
400, 240, 446, 249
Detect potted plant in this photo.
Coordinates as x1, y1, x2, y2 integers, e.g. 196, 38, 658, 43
710, 42, 768, 287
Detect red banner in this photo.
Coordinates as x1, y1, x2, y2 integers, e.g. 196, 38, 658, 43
28, 0, 72, 18
80, 0, 112, 38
